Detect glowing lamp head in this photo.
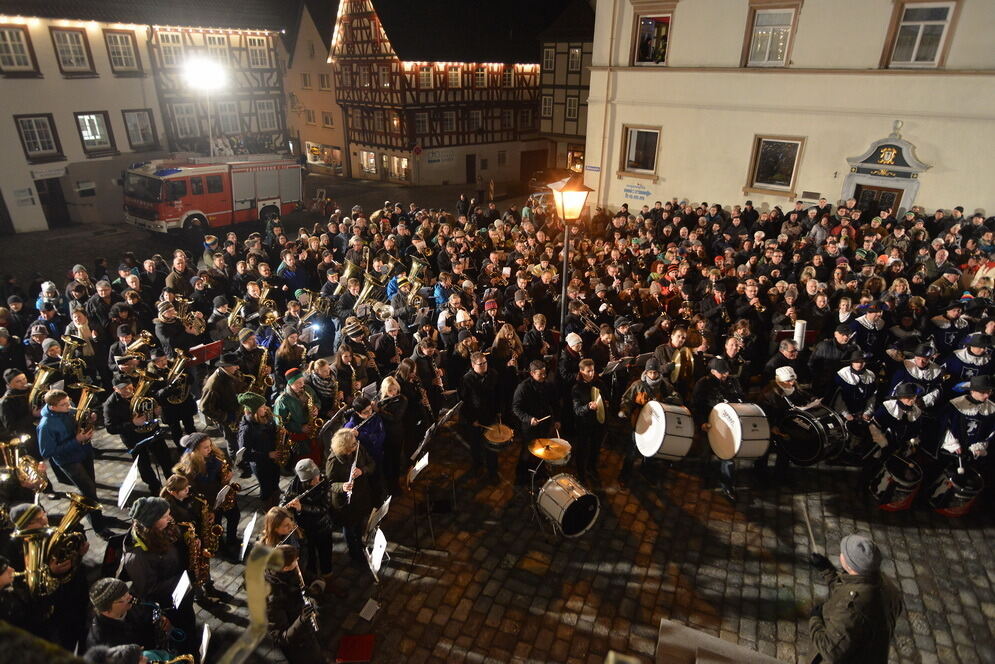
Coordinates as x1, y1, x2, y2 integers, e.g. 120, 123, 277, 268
547, 174, 593, 222
183, 56, 228, 92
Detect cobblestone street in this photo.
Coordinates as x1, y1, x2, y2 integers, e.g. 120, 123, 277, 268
60, 417, 995, 663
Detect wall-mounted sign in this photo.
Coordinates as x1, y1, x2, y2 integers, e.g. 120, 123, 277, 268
622, 182, 653, 202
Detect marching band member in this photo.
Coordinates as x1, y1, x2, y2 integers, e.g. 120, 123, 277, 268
199, 351, 250, 477
691, 357, 746, 504
237, 391, 282, 508
283, 459, 334, 577
172, 433, 240, 561
86, 578, 157, 651
940, 332, 993, 396
511, 361, 559, 486
888, 343, 943, 409
325, 428, 376, 565
570, 359, 606, 485
265, 545, 325, 664
937, 374, 995, 467
376, 376, 408, 496
755, 366, 816, 485
832, 351, 878, 434
617, 357, 682, 487
103, 378, 172, 495
274, 368, 322, 466
459, 351, 500, 484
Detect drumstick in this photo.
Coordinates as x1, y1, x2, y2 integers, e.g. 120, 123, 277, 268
535, 415, 551, 424
798, 496, 818, 553
477, 423, 495, 430
958, 454, 965, 475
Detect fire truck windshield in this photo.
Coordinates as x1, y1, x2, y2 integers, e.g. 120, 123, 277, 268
124, 173, 164, 203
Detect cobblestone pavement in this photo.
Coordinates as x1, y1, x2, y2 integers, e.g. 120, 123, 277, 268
57, 418, 995, 663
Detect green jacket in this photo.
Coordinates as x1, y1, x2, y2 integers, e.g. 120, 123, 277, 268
274, 384, 318, 434
809, 568, 903, 664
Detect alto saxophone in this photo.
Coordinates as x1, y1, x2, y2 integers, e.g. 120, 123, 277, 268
302, 384, 324, 431
218, 455, 240, 512
176, 521, 209, 589
250, 347, 275, 396
274, 425, 292, 466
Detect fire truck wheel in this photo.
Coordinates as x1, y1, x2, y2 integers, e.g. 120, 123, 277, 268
183, 214, 207, 230
260, 205, 280, 221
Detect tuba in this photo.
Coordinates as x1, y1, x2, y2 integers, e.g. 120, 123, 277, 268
131, 367, 159, 431
125, 330, 154, 361
334, 260, 362, 296
174, 297, 206, 335
71, 381, 105, 434
164, 350, 190, 405
408, 256, 429, 283
259, 284, 277, 311
0, 435, 48, 493
13, 526, 58, 595
227, 297, 246, 330
406, 279, 426, 309
46, 492, 97, 568
27, 364, 57, 408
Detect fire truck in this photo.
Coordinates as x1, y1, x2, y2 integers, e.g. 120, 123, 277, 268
122, 154, 303, 233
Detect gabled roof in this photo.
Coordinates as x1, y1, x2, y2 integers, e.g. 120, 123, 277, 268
373, 0, 573, 64
306, 0, 338, 51
539, 0, 595, 42
0, 0, 295, 32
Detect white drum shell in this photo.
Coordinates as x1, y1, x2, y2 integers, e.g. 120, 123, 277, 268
537, 473, 600, 537
635, 401, 694, 460
708, 402, 770, 460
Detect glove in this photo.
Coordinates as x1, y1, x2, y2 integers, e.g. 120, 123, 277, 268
969, 442, 987, 458
599, 303, 608, 312
809, 553, 834, 572
810, 603, 823, 618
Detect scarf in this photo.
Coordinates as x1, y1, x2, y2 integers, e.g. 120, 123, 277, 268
308, 371, 337, 400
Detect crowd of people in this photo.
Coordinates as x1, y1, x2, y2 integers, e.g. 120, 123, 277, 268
1, 189, 992, 663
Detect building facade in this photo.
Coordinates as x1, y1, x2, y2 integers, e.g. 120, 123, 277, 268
538, 0, 595, 173
584, 0, 995, 215
285, 1, 347, 177
329, 0, 548, 187
0, 0, 293, 234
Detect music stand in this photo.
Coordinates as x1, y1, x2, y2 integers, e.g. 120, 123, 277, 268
187, 341, 223, 366
405, 453, 449, 555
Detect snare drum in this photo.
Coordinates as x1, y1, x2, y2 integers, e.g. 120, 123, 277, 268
779, 405, 848, 466
928, 467, 984, 517
537, 473, 600, 537
634, 401, 694, 461
708, 402, 770, 460
868, 455, 922, 511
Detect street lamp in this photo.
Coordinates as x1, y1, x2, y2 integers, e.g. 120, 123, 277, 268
548, 173, 593, 334
183, 57, 228, 157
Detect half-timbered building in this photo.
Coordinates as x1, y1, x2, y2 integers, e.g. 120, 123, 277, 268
0, 0, 294, 233
329, 0, 570, 187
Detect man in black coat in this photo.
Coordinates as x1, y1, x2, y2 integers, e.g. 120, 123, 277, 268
808, 324, 859, 399
691, 357, 746, 504
103, 379, 172, 495
459, 351, 500, 482
570, 359, 606, 484
86, 577, 157, 651
512, 361, 559, 485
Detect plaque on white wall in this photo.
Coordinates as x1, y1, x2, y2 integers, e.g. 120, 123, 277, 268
13, 188, 36, 207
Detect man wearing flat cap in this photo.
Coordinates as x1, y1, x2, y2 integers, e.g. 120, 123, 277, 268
199, 351, 248, 458
691, 356, 747, 503
808, 534, 902, 663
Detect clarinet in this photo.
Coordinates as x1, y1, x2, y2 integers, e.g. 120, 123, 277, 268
296, 566, 319, 632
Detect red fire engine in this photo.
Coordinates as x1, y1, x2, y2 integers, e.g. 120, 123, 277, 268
122, 154, 303, 233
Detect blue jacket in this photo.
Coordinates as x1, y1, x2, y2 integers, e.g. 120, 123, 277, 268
344, 413, 386, 465
37, 404, 91, 466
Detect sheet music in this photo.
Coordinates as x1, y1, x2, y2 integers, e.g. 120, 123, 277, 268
172, 570, 191, 608
407, 452, 429, 485
215, 484, 232, 510
239, 512, 259, 562
370, 528, 387, 573
359, 598, 380, 620
117, 459, 141, 509
200, 624, 212, 663
233, 447, 246, 466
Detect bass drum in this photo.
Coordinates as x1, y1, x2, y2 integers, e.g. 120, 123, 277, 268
634, 401, 694, 461
708, 403, 770, 460
928, 467, 984, 517
537, 473, 600, 537
779, 405, 848, 466
868, 455, 921, 511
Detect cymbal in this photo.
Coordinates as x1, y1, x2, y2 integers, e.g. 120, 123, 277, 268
483, 423, 514, 444
529, 437, 572, 461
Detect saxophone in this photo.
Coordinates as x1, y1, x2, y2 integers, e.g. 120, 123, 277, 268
301, 384, 323, 431
274, 425, 292, 466
191, 493, 223, 556
176, 521, 209, 589
164, 350, 190, 405
218, 455, 240, 512
250, 347, 275, 396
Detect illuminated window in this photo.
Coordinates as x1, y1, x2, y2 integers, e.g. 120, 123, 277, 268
206, 34, 228, 63
747, 9, 794, 67
418, 66, 432, 89
633, 15, 670, 66
257, 100, 278, 131
247, 36, 269, 68
74, 111, 115, 153
568, 47, 581, 71
173, 103, 198, 138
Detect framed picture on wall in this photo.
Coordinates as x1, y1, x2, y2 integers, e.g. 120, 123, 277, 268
745, 135, 805, 196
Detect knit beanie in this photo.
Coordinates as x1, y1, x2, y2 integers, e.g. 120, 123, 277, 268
840, 534, 881, 575
285, 368, 304, 385
128, 497, 169, 529
10, 503, 42, 530
156, 300, 174, 314
83, 644, 143, 664
237, 392, 265, 412
180, 431, 210, 450
89, 577, 129, 612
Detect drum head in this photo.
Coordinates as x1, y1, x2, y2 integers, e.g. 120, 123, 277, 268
779, 409, 826, 466
635, 401, 665, 457
708, 403, 741, 460
949, 467, 984, 493
561, 493, 599, 537
884, 455, 922, 485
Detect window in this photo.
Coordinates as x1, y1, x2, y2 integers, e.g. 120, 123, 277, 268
541, 95, 553, 117
371, 111, 384, 132
319, 73, 331, 90
308, 41, 315, 58
468, 110, 483, 132
206, 34, 228, 63
480, 158, 488, 171
568, 47, 582, 71
0, 26, 37, 74
360, 66, 371, 87
415, 112, 429, 134
256, 99, 278, 131
745, 134, 805, 196
301, 72, 312, 89
633, 15, 671, 65
418, 66, 432, 89
104, 31, 141, 73
475, 67, 487, 88
746, 9, 795, 67
519, 109, 533, 129
51, 28, 93, 74
566, 97, 579, 120
173, 103, 198, 138
246, 36, 269, 68
442, 111, 456, 132
167, 180, 187, 200
122, 109, 158, 149
360, 150, 376, 174
542, 47, 555, 70
497, 150, 507, 167
190, 177, 204, 195
159, 32, 183, 67
379, 66, 390, 87
320, 111, 333, 127
501, 109, 513, 129
74, 112, 115, 154
217, 101, 239, 134
304, 109, 316, 125
447, 66, 461, 88
887, 1, 957, 68
502, 69, 514, 87
206, 175, 223, 194
622, 126, 660, 174
15, 114, 63, 161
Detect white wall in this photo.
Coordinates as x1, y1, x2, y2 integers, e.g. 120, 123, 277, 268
0, 18, 165, 233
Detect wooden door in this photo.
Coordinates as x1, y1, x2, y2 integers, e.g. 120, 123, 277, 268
854, 184, 903, 218
465, 154, 476, 184
35, 178, 71, 228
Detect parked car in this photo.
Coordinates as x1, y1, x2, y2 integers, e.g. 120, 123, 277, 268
527, 168, 575, 192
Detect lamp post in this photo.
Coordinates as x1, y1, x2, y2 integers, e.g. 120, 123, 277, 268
183, 57, 228, 157
548, 173, 593, 335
